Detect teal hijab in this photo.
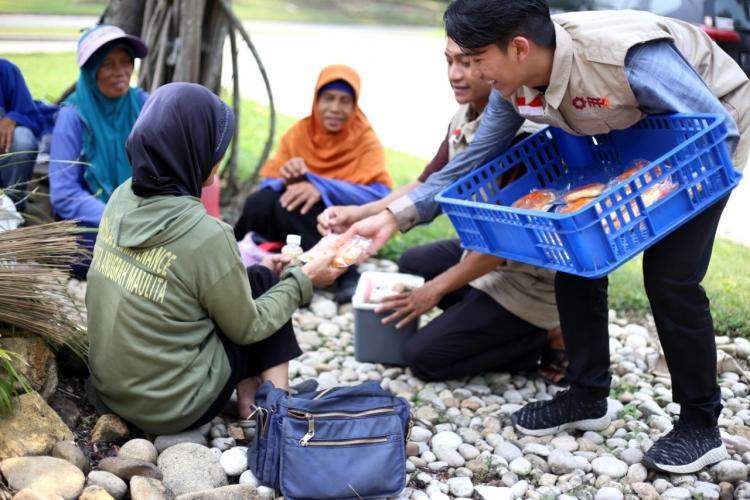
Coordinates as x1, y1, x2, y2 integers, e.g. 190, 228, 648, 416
65, 43, 142, 202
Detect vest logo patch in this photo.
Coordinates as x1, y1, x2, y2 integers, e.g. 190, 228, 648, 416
450, 127, 462, 144
516, 95, 544, 116
572, 96, 611, 110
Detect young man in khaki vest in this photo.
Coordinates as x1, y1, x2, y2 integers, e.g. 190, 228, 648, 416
346, 0, 750, 473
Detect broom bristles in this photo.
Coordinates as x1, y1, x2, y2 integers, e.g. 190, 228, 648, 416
0, 221, 88, 357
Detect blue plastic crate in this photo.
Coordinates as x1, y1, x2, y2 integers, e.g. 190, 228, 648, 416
436, 113, 742, 278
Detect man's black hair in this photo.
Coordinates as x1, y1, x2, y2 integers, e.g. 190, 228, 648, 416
445, 0, 555, 52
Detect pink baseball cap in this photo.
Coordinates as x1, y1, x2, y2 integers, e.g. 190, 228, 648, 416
77, 24, 148, 68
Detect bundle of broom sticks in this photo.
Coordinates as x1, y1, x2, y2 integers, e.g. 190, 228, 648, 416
0, 220, 88, 357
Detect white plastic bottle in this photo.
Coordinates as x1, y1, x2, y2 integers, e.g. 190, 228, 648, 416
281, 234, 303, 259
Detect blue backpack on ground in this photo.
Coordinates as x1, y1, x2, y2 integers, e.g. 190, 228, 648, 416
247, 380, 412, 500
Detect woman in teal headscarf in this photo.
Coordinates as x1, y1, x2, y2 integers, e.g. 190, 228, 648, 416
49, 24, 148, 278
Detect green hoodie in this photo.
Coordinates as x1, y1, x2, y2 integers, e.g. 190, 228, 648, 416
86, 180, 313, 434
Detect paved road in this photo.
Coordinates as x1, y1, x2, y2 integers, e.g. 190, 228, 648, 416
1, 15, 747, 246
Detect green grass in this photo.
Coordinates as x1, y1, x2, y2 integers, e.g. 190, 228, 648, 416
0, 0, 103, 15
609, 238, 750, 337
7, 51, 78, 103
234, 0, 444, 26
0, 0, 445, 26
9, 51, 750, 337
0, 26, 82, 38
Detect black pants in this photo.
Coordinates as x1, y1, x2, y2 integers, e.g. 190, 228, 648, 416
398, 240, 547, 381
189, 265, 302, 429
234, 188, 325, 249
560, 196, 729, 427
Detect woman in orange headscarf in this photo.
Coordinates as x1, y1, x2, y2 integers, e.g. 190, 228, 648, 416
234, 65, 391, 301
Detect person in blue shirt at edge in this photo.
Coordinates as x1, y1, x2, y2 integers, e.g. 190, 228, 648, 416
0, 59, 55, 211
345, 0, 750, 474
318, 37, 567, 384
49, 24, 148, 279
233, 64, 392, 303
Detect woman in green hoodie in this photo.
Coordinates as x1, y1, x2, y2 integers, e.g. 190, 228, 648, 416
86, 83, 343, 434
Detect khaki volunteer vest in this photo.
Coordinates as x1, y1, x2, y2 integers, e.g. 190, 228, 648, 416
509, 10, 750, 168
446, 105, 560, 330
448, 104, 483, 159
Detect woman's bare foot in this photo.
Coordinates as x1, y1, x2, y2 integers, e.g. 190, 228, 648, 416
236, 376, 261, 419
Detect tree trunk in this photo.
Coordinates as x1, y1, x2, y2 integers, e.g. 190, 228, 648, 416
101, 0, 146, 36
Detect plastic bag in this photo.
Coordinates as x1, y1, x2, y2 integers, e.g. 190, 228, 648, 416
0, 194, 23, 233
299, 234, 372, 268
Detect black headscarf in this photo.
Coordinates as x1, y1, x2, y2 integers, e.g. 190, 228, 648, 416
127, 82, 235, 198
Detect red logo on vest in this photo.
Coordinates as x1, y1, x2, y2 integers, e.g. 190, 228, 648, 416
572, 96, 611, 110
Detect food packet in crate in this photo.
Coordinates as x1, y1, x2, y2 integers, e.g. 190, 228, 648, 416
642, 177, 679, 207
510, 189, 558, 212
610, 159, 662, 193
555, 182, 607, 214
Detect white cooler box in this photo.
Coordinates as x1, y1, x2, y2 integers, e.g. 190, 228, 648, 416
351, 271, 425, 366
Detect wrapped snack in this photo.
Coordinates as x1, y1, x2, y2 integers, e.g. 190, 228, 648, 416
332, 236, 371, 268
563, 182, 605, 203
298, 234, 345, 263
557, 196, 595, 214
614, 160, 662, 192
511, 189, 557, 211
642, 178, 678, 207
300, 234, 372, 268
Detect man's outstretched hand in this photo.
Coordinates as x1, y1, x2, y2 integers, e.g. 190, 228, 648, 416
343, 210, 400, 260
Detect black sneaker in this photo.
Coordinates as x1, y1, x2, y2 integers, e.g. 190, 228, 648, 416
511, 389, 610, 437
289, 379, 319, 395
642, 420, 728, 473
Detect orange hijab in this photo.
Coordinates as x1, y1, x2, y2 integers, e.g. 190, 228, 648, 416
260, 64, 391, 187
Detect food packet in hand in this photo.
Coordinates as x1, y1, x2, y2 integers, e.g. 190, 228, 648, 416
332, 235, 372, 268
299, 234, 372, 268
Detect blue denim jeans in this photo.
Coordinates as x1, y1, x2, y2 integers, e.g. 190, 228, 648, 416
0, 106, 38, 210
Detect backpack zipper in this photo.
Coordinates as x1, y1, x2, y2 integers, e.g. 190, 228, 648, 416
288, 407, 395, 419
288, 407, 395, 446
303, 437, 388, 447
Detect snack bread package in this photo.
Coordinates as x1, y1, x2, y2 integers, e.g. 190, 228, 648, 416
511, 189, 557, 211
614, 160, 662, 193
563, 182, 606, 203
331, 236, 371, 268
604, 177, 679, 232
642, 178, 679, 207
557, 196, 595, 214
298, 234, 344, 263
299, 234, 372, 268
